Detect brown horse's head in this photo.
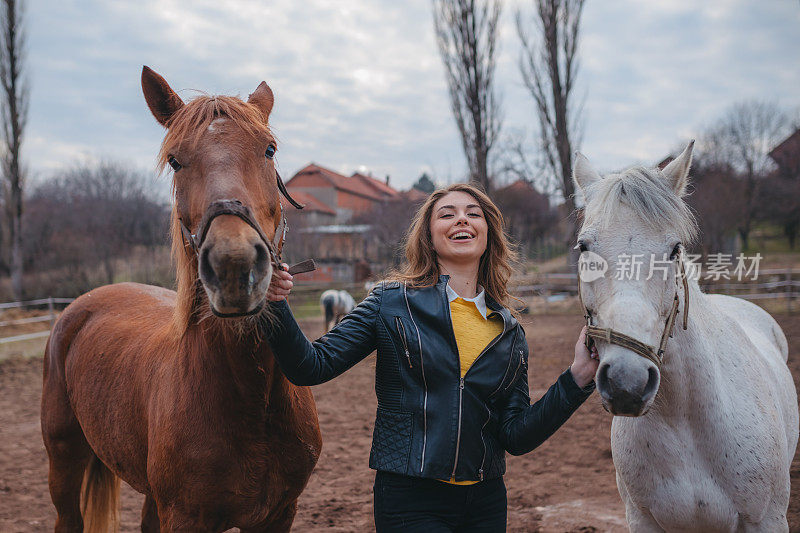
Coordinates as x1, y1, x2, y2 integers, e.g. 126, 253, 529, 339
142, 66, 283, 324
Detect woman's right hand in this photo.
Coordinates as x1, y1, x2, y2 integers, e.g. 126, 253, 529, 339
267, 263, 294, 302
571, 326, 599, 388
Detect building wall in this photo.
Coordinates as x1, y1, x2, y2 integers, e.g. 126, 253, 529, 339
287, 186, 337, 213
337, 191, 378, 215
302, 211, 336, 228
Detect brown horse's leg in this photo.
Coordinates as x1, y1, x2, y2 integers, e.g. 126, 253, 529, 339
42, 331, 97, 532
141, 495, 160, 533
46, 446, 91, 532
41, 382, 92, 531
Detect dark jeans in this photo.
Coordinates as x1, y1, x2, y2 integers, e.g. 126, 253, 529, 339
373, 471, 507, 532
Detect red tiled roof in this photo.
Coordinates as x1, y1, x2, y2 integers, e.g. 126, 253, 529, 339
288, 164, 384, 201
284, 191, 336, 215
350, 172, 400, 198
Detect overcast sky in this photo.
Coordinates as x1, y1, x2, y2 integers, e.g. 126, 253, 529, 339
24, 0, 800, 194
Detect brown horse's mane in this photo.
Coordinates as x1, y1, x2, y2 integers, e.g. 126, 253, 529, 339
162, 95, 275, 335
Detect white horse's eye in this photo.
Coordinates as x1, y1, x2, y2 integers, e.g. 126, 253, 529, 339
670, 243, 682, 260
575, 241, 588, 253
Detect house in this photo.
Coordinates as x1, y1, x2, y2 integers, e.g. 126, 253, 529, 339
282, 163, 412, 275
281, 190, 337, 228
350, 172, 401, 201
769, 128, 800, 179
285, 164, 395, 224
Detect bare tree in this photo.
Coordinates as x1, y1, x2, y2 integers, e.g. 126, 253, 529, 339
0, 0, 28, 299
433, 0, 503, 192
495, 129, 551, 193
758, 173, 800, 249
352, 196, 426, 266
516, 0, 585, 260
700, 100, 789, 250
684, 154, 745, 257
493, 178, 557, 257
23, 160, 169, 296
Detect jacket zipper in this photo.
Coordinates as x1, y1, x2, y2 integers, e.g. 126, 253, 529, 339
403, 283, 428, 473
447, 289, 508, 480
478, 404, 491, 481
394, 317, 412, 368
451, 376, 465, 479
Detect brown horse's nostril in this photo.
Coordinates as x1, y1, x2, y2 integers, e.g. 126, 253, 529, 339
254, 243, 270, 275
199, 248, 221, 289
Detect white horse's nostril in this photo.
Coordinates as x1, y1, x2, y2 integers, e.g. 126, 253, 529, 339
641, 366, 660, 403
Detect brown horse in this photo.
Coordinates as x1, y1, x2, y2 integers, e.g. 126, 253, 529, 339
40, 67, 322, 532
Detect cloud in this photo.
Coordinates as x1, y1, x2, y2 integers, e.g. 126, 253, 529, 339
21, 0, 800, 190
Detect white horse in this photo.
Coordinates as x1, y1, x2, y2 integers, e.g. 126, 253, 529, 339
320, 289, 355, 331
573, 141, 798, 532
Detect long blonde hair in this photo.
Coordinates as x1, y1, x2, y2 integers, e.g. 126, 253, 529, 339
392, 183, 518, 310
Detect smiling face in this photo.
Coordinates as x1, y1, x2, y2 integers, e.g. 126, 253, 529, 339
430, 191, 489, 268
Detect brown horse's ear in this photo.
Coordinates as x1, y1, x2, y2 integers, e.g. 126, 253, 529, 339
141, 66, 184, 127
248, 82, 274, 120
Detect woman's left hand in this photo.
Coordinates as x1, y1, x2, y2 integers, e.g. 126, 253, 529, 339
571, 326, 599, 388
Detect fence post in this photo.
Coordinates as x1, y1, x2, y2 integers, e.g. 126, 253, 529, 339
48, 296, 55, 329
543, 273, 550, 312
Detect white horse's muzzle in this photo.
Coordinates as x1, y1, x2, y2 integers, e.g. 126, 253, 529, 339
596, 349, 660, 416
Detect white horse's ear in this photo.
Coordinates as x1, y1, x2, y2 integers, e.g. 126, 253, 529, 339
661, 140, 694, 196
573, 152, 601, 195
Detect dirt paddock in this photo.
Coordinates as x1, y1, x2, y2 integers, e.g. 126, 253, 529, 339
2, 313, 800, 532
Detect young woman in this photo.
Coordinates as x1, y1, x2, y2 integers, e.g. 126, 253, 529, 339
266, 183, 598, 532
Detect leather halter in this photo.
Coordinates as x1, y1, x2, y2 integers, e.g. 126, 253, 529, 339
180, 198, 278, 259
178, 171, 316, 277
578, 252, 690, 367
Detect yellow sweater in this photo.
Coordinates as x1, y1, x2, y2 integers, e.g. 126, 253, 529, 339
442, 296, 504, 485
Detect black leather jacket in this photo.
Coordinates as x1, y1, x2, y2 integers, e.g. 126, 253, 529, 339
267, 276, 594, 482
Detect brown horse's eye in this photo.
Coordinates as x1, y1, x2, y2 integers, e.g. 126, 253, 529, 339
265, 144, 276, 160
168, 155, 182, 172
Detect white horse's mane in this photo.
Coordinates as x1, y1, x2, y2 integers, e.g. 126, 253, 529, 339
581, 166, 698, 244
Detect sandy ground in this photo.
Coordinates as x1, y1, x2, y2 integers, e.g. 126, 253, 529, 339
1, 313, 799, 532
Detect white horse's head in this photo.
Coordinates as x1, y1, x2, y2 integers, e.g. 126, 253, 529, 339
574, 142, 698, 416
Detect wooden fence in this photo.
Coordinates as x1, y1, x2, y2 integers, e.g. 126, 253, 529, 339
511, 268, 799, 313
0, 269, 796, 345
0, 297, 74, 345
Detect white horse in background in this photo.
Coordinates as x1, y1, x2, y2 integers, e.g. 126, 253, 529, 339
320, 289, 355, 332
573, 141, 798, 532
